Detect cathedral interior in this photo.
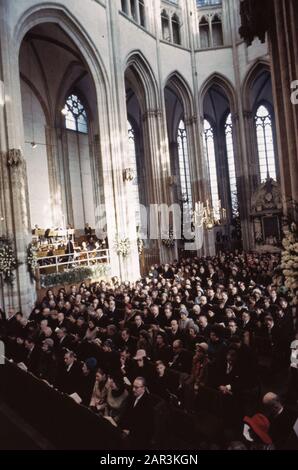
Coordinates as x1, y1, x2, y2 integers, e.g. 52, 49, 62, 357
0, 0, 297, 454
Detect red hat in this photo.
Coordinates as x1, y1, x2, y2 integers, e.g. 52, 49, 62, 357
243, 414, 272, 445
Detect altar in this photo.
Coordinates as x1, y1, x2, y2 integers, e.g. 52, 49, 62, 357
251, 178, 283, 252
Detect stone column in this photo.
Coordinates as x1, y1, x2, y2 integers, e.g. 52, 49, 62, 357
105, 0, 141, 281
0, 9, 36, 315
269, 0, 298, 217
168, 15, 173, 43
59, 128, 74, 226
135, 0, 141, 24
142, 109, 175, 265
5, 149, 35, 315
231, 113, 253, 250
242, 111, 259, 193
45, 126, 63, 227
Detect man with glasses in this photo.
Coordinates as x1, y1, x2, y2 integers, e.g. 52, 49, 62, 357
119, 377, 155, 449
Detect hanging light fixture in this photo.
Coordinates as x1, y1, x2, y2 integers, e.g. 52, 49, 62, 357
192, 199, 226, 231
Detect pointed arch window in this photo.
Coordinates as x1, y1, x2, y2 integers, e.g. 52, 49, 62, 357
127, 120, 141, 227
255, 105, 277, 182
63, 94, 88, 133
172, 14, 181, 45
177, 120, 192, 209
161, 10, 170, 41
199, 17, 210, 49
212, 15, 223, 46
225, 113, 238, 216
121, 0, 127, 13
139, 0, 145, 27
203, 119, 220, 218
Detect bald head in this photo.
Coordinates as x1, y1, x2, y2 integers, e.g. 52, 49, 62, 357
262, 392, 283, 416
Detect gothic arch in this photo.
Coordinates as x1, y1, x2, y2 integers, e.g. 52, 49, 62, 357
20, 73, 51, 125
242, 59, 271, 111
14, 4, 111, 125
164, 72, 194, 116
55, 61, 91, 129
125, 51, 159, 112
199, 73, 236, 115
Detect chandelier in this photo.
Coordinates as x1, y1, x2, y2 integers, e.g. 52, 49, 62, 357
192, 200, 226, 231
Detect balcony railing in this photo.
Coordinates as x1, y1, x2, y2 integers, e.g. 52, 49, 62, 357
37, 249, 110, 275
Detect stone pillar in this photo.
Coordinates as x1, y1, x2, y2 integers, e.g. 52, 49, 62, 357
169, 15, 173, 43
269, 0, 298, 217
5, 149, 35, 315
0, 11, 36, 315
134, 0, 141, 24
105, 0, 141, 281
242, 111, 259, 193
45, 126, 63, 227
142, 109, 175, 265
59, 128, 74, 226
231, 113, 253, 250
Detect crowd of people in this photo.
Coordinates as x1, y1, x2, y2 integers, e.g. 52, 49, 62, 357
0, 251, 298, 450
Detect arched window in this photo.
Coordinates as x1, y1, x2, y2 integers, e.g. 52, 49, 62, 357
172, 14, 181, 45
139, 0, 145, 27
199, 17, 210, 49
212, 15, 223, 46
177, 120, 192, 209
161, 10, 170, 41
203, 119, 220, 217
225, 114, 238, 216
127, 120, 141, 227
121, 0, 127, 14
130, 0, 137, 21
255, 105, 277, 182
63, 94, 88, 133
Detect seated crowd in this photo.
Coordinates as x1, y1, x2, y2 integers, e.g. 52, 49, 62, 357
0, 251, 297, 450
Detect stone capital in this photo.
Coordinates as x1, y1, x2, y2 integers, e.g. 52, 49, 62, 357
142, 109, 162, 122
7, 149, 24, 167
243, 110, 253, 120
185, 115, 198, 126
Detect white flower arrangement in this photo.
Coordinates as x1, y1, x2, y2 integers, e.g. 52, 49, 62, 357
115, 237, 131, 258
27, 244, 38, 278
162, 228, 175, 248
137, 237, 144, 255
281, 221, 298, 292
0, 241, 18, 284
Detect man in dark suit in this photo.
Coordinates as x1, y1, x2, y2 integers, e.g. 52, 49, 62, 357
152, 360, 180, 401
24, 337, 41, 375
209, 346, 244, 427
118, 328, 137, 357
169, 340, 192, 374
119, 377, 155, 449
65, 235, 74, 265
56, 350, 82, 395
54, 327, 74, 358
263, 392, 298, 449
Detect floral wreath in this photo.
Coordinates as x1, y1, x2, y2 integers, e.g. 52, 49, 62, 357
0, 238, 19, 284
